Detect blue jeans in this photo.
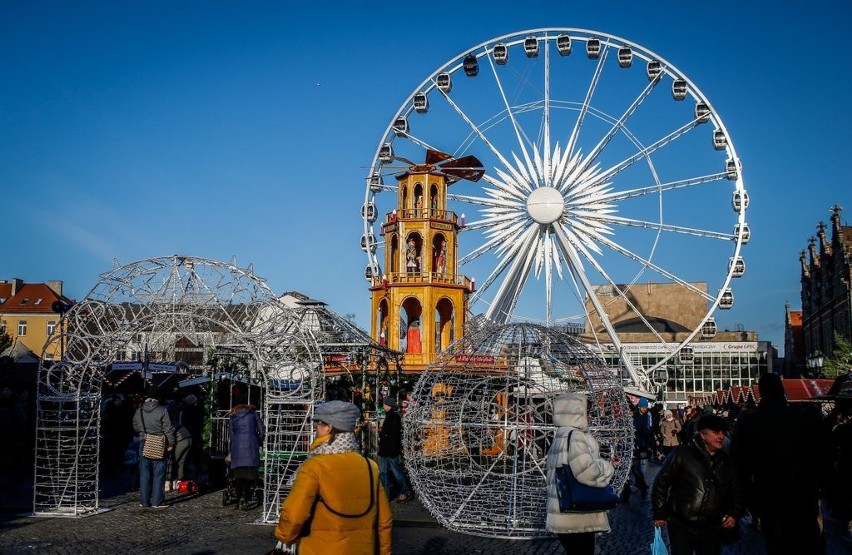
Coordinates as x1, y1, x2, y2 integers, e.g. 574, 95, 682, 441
378, 455, 411, 499
139, 455, 167, 506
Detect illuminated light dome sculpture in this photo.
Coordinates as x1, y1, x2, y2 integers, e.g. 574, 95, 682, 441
32, 255, 322, 520
403, 322, 632, 539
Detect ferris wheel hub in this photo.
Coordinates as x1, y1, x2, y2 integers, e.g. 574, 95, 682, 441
526, 186, 565, 225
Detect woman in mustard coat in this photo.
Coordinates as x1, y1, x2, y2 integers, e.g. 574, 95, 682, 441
274, 401, 392, 555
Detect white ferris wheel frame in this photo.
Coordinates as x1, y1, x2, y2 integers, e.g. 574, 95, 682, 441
361, 28, 749, 393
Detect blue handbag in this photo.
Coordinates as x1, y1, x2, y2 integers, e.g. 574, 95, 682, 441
554, 430, 620, 512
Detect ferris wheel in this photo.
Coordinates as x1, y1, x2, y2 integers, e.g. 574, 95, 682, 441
361, 29, 749, 391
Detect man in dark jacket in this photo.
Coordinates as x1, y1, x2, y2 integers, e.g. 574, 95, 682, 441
624, 398, 653, 501
730, 373, 828, 554
378, 398, 412, 503
652, 413, 742, 555
132, 386, 176, 508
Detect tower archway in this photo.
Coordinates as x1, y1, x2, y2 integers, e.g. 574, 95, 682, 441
400, 296, 423, 354
434, 297, 455, 352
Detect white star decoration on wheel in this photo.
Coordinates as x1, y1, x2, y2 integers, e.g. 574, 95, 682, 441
476, 142, 616, 323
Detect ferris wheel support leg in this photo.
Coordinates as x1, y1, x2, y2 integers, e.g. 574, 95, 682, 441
551, 225, 651, 395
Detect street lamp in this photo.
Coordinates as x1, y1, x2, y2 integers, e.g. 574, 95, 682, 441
807, 352, 824, 377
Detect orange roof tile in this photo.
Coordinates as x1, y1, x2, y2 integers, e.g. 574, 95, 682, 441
0, 283, 67, 314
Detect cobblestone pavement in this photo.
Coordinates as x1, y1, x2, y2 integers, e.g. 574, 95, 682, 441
2, 465, 850, 554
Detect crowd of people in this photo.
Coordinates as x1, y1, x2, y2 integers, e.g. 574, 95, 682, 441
547, 372, 851, 555
100, 372, 852, 555
100, 386, 206, 506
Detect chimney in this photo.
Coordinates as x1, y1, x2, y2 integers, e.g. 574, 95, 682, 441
47, 280, 63, 296
11, 278, 23, 296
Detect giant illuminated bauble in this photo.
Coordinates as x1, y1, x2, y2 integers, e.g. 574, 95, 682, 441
403, 322, 633, 539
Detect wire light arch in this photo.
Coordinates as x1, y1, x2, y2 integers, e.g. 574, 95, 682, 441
32, 255, 323, 519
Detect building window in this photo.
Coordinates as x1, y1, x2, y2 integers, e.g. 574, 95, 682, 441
20, 298, 29, 305
18, 320, 27, 336
35, 298, 43, 305
47, 320, 57, 336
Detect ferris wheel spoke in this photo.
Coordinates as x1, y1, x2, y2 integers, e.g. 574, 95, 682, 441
463, 214, 533, 263
484, 257, 532, 324
544, 230, 554, 325
595, 213, 733, 241
394, 130, 442, 156
593, 233, 715, 301
552, 224, 643, 388
437, 86, 533, 190
458, 219, 497, 233
580, 78, 659, 175
548, 231, 565, 281
543, 34, 552, 185
482, 173, 533, 202
458, 235, 500, 265
564, 231, 671, 346
484, 228, 539, 323
484, 48, 540, 190
469, 247, 516, 305
449, 191, 524, 209
594, 121, 697, 185
556, 242, 586, 311
565, 46, 609, 158
600, 172, 728, 203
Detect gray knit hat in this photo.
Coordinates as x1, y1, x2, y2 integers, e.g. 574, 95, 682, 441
314, 400, 360, 432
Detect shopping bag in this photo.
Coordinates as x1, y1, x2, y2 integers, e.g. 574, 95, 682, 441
266, 541, 296, 554
651, 526, 669, 555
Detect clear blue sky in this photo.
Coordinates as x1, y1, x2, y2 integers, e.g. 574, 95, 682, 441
2, 1, 851, 354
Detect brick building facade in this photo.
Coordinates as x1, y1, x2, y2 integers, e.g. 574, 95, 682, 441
800, 205, 852, 369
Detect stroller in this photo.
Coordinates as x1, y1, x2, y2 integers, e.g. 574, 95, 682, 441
221, 455, 262, 509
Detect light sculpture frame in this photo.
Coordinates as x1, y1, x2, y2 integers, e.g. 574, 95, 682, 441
403, 322, 632, 538
32, 255, 323, 519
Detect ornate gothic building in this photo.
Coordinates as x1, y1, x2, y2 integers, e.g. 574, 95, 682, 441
800, 205, 852, 368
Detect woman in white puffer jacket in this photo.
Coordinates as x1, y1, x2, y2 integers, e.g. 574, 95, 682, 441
546, 391, 615, 554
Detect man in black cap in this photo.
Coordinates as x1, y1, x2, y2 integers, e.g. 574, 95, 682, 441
731, 373, 829, 554
652, 413, 742, 555
378, 398, 413, 503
